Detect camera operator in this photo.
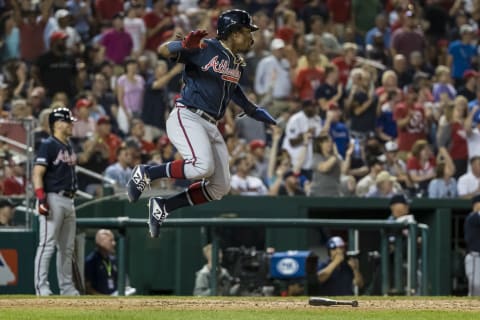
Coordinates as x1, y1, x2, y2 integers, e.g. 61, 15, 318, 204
317, 236, 364, 296
193, 244, 240, 296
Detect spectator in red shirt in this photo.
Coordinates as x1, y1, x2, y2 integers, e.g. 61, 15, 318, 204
332, 43, 357, 86
100, 13, 133, 65
394, 84, 427, 154
95, 0, 124, 26
96, 116, 123, 164
143, 0, 175, 52
11, 0, 53, 63
2, 156, 26, 196
295, 47, 324, 101
406, 139, 437, 196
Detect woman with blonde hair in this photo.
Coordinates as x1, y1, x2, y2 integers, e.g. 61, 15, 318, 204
432, 65, 456, 103
437, 96, 468, 178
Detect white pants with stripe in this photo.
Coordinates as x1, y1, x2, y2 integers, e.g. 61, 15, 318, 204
465, 252, 480, 296
166, 107, 231, 200
34, 193, 79, 296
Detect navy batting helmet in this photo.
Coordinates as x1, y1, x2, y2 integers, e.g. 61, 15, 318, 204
49, 107, 77, 129
217, 9, 258, 38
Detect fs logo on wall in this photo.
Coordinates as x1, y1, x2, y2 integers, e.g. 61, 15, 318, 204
0, 249, 18, 286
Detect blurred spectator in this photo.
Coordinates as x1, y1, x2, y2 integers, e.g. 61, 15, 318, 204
428, 162, 458, 199
317, 236, 364, 296
143, 0, 175, 52
310, 134, 348, 197
0, 198, 15, 227
376, 88, 400, 142
124, 3, 146, 57
67, 0, 93, 41
95, 0, 124, 27
230, 155, 268, 196
294, 46, 323, 101
406, 140, 439, 197
437, 96, 468, 178
315, 65, 343, 115
392, 54, 412, 89
347, 69, 377, 138
51, 9, 82, 55
394, 84, 427, 154
2, 155, 26, 196
0, 12, 20, 63
11, 0, 53, 63
356, 156, 385, 197
255, 38, 292, 117
365, 13, 391, 48
100, 12, 133, 65
72, 98, 96, 139
282, 99, 323, 180
447, 24, 476, 88
126, 118, 155, 161
457, 156, 480, 199
142, 61, 182, 135
383, 141, 409, 187
34, 31, 78, 100
390, 10, 426, 59
193, 243, 239, 296
458, 70, 478, 102
270, 169, 307, 196
34, 109, 52, 152
433, 66, 456, 103
306, 15, 341, 57
116, 58, 145, 132
366, 170, 402, 198
104, 146, 132, 189
332, 42, 357, 86
248, 139, 268, 184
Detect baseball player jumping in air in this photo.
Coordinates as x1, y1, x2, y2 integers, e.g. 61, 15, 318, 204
33, 108, 79, 296
127, 9, 277, 238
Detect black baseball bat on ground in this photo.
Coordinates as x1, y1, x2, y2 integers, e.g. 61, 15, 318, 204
308, 297, 359, 307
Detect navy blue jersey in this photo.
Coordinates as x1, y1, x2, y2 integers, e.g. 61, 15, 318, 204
34, 136, 77, 193
177, 38, 244, 119
465, 211, 480, 253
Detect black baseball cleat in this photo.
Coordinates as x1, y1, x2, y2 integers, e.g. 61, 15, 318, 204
147, 197, 169, 238
127, 165, 151, 203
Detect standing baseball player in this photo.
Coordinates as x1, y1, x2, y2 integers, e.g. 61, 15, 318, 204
33, 107, 79, 296
127, 9, 277, 238
465, 194, 480, 296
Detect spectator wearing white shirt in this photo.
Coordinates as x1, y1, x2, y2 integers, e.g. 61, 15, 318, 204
282, 99, 323, 180
254, 38, 292, 117
458, 156, 480, 199
230, 156, 268, 196
124, 4, 146, 57
104, 146, 133, 191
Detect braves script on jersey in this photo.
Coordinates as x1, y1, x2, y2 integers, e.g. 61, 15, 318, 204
177, 38, 244, 119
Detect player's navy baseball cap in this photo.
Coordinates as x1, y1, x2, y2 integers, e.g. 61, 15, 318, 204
49, 107, 77, 126
327, 236, 345, 250
389, 194, 409, 206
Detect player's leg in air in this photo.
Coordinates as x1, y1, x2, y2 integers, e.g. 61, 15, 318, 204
127, 107, 230, 237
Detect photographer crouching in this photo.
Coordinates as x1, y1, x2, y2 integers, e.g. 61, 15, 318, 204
317, 236, 364, 296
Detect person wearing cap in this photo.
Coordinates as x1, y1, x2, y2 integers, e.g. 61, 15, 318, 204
33, 108, 79, 296
99, 12, 133, 65
72, 98, 96, 139
448, 24, 476, 87
0, 198, 16, 227
34, 30, 77, 99
366, 170, 403, 198
317, 236, 364, 296
464, 194, 480, 296
50, 9, 81, 54
282, 99, 323, 180
383, 141, 409, 186
248, 139, 268, 184
254, 37, 292, 117
458, 70, 478, 102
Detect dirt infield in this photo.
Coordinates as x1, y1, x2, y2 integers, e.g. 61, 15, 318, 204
1, 297, 480, 311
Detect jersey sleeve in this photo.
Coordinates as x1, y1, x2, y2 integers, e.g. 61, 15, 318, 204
34, 141, 50, 166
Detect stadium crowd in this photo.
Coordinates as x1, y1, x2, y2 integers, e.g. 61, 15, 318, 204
0, 0, 479, 201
